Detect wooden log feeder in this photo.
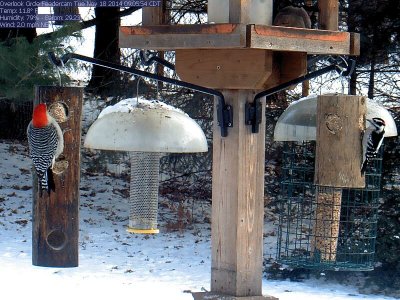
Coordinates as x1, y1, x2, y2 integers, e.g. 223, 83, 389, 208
119, 1, 360, 299
313, 94, 366, 261
32, 86, 83, 267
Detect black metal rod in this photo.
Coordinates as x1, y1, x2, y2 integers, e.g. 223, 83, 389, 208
254, 64, 338, 101
49, 51, 230, 137
247, 58, 355, 134
139, 50, 176, 71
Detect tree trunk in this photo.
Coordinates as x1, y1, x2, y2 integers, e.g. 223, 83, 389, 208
87, 7, 121, 96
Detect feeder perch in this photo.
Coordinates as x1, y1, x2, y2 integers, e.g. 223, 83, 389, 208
84, 98, 207, 234
273, 94, 397, 271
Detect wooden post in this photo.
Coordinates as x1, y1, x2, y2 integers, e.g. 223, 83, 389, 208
211, 91, 266, 297
142, 4, 168, 92
312, 94, 366, 261
318, 0, 339, 30
32, 86, 83, 267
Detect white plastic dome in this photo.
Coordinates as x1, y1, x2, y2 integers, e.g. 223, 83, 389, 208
84, 98, 208, 153
274, 95, 398, 141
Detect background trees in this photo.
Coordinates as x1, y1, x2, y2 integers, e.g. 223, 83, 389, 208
0, 1, 399, 296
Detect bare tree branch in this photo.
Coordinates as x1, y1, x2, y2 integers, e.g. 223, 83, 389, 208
39, 7, 141, 41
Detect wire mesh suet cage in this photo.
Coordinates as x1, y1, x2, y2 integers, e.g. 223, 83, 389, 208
276, 141, 383, 271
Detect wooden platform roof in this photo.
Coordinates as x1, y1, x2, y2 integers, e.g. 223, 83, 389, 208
120, 24, 360, 56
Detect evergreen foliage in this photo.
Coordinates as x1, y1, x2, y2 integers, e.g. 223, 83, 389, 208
0, 24, 81, 103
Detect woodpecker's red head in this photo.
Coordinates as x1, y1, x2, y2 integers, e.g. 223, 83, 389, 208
32, 103, 49, 128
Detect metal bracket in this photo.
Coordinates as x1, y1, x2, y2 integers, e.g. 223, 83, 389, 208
139, 50, 176, 71
245, 101, 262, 133
246, 56, 356, 134
48, 51, 232, 137
217, 103, 233, 136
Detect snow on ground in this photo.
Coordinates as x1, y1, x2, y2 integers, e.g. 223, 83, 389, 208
0, 140, 396, 300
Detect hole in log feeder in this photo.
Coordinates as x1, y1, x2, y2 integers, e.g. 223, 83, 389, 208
52, 159, 69, 175
46, 229, 67, 250
49, 102, 69, 123
325, 113, 342, 134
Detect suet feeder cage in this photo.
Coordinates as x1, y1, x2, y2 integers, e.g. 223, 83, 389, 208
84, 98, 208, 234
274, 95, 397, 271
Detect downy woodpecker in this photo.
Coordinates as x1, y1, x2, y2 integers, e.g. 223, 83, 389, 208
361, 117, 385, 175
27, 103, 64, 195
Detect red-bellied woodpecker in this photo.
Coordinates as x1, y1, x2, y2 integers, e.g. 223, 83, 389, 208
27, 103, 64, 195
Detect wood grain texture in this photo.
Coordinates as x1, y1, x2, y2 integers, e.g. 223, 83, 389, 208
314, 94, 366, 188
142, 6, 166, 26
211, 91, 266, 297
249, 25, 356, 55
119, 24, 246, 50
119, 24, 359, 56
32, 86, 83, 267
175, 49, 273, 89
318, 0, 339, 30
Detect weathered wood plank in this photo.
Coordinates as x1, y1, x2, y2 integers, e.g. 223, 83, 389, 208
142, 4, 168, 90
318, 0, 339, 30
350, 32, 361, 56
211, 91, 266, 296
119, 24, 358, 55
32, 86, 83, 267
314, 94, 366, 188
119, 24, 247, 50
175, 49, 273, 89
142, 6, 166, 26
249, 25, 357, 55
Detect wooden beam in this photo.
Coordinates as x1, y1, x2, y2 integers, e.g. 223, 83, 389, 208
142, 6, 166, 26
249, 25, 356, 55
175, 49, 273, 89
142, 4, 168, 92
119, 24, 247, 50
318, 0, 339, 30
211, 91, 266, 297
32, 86, 83, 267
350, 32, 361, 56
119, 24, 359, 56
229, 0, 273, 24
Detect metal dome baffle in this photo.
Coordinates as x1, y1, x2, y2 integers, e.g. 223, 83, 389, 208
84, 98, 208, 234
274, 95, 397, 271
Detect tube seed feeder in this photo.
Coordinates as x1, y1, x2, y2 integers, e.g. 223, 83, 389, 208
84, 98, 208, 234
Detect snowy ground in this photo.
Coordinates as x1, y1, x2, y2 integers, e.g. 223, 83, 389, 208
0, 139, 397, 300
